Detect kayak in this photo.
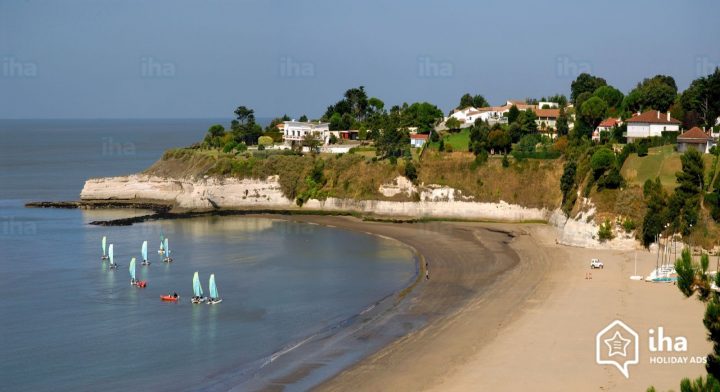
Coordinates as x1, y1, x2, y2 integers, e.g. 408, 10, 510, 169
160, 295, 179, 302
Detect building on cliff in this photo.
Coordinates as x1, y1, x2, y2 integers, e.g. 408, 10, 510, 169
282, 120, 331, 147
625, 110, 681, 142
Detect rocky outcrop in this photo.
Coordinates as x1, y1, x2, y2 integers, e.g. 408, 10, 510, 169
81, 174, 551, 222
549, 202, 638, 250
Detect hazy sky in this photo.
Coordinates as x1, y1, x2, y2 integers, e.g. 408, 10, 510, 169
1, 0, 718, 119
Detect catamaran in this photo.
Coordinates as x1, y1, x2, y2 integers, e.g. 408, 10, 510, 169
129, 257, 147, 287
207, 274, 222, 304
163, 238, 173, 263
108, 244, 118, 270
158, 233, 165, 254
191, 271, 206, 304
141, 240, 150, 266
101, 236, 109, 260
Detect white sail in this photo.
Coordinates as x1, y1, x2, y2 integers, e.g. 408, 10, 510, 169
164, 238, 169, 254
209, 274, 219, 299
109, 244, 115, 266
102, 236, 107, 256
129, 257, 136, 281
193, 272, 203, 297
141, 241, 148, 261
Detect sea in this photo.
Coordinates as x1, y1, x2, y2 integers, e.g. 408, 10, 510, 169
0, 119, 416, 391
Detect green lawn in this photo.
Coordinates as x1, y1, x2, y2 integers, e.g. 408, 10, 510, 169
427, 129, 470, 152
620, 145, 715, 190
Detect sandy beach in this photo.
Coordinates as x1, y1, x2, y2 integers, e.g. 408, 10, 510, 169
272, 217, 712, 392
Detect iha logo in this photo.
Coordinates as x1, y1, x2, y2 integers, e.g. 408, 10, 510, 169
596, 320, 701, 378
596, 320, 639, 378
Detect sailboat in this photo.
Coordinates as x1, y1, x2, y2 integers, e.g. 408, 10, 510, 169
129, 257, 147, 287
191, 271, 206, 304
108, 244, 118, 270
158, 233, 165, 254
101, 236, 109, 260
141, 241, 150, 266
207, 274, 222, 304
163, 238, 173, 263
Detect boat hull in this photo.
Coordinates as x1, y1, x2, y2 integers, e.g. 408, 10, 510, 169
160, 295, 179, 302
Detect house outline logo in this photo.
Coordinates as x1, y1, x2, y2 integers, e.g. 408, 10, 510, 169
596, 320, 639, 378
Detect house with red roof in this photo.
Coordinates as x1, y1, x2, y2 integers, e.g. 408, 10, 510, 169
677, 127, 715, 154
592, 117, 623, 141
625, 110, 681, 142
410, 133, 429, 148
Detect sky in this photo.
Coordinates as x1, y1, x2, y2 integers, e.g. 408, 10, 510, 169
1, 0, 719, 119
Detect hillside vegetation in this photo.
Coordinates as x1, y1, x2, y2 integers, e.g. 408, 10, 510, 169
144, 148, 563, 209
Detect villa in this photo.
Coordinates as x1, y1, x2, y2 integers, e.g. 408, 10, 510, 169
676, 127, 715, 153
282, 120, 331, 146
534, 108, 560, 135
625, 110, 681, 142
593, 117, 623, 141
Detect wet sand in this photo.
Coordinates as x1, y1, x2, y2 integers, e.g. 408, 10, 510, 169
280, 217, 711, 392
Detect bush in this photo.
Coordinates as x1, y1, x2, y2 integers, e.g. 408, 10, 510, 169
590, 147, 615, 174
236, 143, 248, 153
637, 142, 649, 157
222, 141, 237, 153
404, 162, 418, 182
258, 136, 273, 146
502, 154, 510, 167
598, 219, 614, 242
258, 144, 265, 151
622, 218, 637, 233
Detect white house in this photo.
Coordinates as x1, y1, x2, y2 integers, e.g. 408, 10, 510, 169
592, 117, 623, 141
410, 133, 429, 148
625, 110, 681, 142
282, 121, 331, 146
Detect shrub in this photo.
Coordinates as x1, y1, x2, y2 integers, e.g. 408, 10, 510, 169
622, 218, 637, 233
404, 162, 418, 182
258, 136, 273, 146
590, 147, 615, 175
598, 219, 614, 242
222, 141, 237, 153
502, 154, 510, 167
258, 144, 265, 151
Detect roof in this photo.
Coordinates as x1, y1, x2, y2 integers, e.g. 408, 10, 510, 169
677, 127, 713, 142
410, 134, 429, 140
626, 110, 681, 125
534, 109, 560, 118
599, 118, 621, 128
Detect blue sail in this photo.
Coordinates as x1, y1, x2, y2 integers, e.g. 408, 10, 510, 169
193, 272, 203, 297
164, 238, 169, 254
102, 236, 107, 256
209, 274, 219, 299
109, 244, 114, 265
141, 241, 147, 261
129, 258, 136, 280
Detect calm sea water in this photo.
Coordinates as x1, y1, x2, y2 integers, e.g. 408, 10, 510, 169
0, 120, 416, 391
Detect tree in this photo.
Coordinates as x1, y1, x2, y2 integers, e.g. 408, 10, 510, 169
556, 107, 570, 136
404, 161, 418, 182
234, 106, 255, 126
571, 73, 607, 103
593, 85, 624, 109
301, 132, 322, 154
507, 105, 520, 124
641, 177, 668, 246
560, 160, 577, 208
487, 129, 511, 153
580, 97, 608, 129
403, 102, 444, 131
659, 249, 720, 391
299, 114, 308, 122
590, 147, 615, 176
445, 117, 462, 131
681, 68, 720, 128
203, 124, 226, 148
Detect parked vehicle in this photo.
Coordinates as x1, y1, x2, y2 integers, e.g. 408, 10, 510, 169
590, 259, 604, 269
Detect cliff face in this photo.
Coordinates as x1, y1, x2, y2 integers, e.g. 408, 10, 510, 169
81, 174, 551, 222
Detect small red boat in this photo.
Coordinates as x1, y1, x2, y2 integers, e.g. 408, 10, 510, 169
161, 294, 179, 302
135, 281, 147, 288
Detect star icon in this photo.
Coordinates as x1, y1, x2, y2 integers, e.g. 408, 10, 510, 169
604, 331, 631, 357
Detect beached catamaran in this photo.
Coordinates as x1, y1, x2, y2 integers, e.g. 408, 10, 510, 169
108, 244, 117, 270
192, 271, 206, 304
141, 240, 150, 266
208, 274, 222, 304
163, 238, 173, 263
101, 236, 109, 260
